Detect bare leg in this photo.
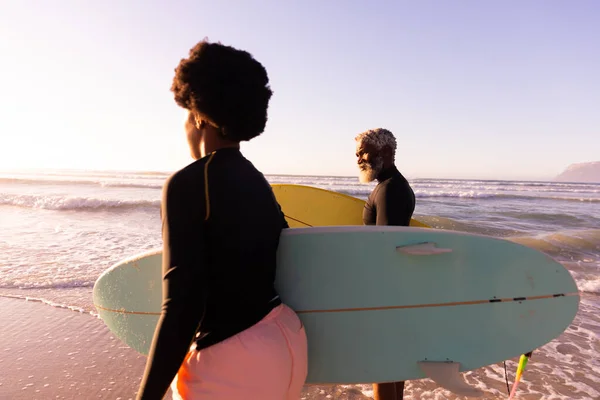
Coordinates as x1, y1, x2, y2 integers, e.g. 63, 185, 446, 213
373, 381, 405, 400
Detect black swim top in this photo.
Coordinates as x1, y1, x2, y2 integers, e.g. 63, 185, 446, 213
137, 147, 288, 399
363, 165, 416, 226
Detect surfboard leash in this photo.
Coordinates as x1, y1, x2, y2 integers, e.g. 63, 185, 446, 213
507, 351, 534, 399
283, 213, 313, 227
503, 361, 510, 395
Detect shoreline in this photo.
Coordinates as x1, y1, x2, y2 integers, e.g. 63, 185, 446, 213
2, 294, 598, 399
0, 296, 148, 400
0, 296, 373, 400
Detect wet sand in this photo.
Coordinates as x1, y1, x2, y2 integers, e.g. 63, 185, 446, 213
2, 296, 598, 399
0, 296, 148, 399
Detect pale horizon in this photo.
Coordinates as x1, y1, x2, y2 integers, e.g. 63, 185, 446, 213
3, 165, 597, 184
1, 1, 598, 181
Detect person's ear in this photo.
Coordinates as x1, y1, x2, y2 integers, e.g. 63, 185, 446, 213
193, 114, 205, 130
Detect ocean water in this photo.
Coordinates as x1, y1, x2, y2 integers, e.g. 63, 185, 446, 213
1, 169, 599, 399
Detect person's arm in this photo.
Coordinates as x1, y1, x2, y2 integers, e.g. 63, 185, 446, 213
270, 187, 289, 229
374, 184, 411, 226
137, 173, 207, 399
279, 203, 290, 229
362, 192, 376, 225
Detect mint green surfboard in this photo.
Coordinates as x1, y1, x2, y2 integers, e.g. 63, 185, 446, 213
93, 226, 579, 396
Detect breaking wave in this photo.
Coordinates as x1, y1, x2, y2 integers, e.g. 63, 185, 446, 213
0, 193, 160, 211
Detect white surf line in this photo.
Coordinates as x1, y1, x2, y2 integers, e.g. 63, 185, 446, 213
0, 293, 90, 314
92, 292, 579, 316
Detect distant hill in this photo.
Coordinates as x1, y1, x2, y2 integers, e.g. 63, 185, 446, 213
554, 161, 600, 183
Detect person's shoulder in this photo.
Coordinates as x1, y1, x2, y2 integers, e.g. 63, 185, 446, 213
369, 179, 389, 202
377, 174, 413, 199
388, 172, 413, 190
163, 160, 206, 194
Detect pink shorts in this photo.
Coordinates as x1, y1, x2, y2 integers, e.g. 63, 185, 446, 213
171, 303, 308, 400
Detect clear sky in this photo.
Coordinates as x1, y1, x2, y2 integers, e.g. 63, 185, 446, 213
0, 0, 598, 180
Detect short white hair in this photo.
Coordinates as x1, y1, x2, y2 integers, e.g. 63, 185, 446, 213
355, 128, 397, 153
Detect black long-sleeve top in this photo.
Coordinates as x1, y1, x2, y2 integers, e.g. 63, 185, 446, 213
136, 147, 288, 399
363, 165, 416, 226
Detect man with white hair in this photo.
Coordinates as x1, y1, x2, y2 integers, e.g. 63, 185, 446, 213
354, 127, 416, 399
356, 128, 416, 227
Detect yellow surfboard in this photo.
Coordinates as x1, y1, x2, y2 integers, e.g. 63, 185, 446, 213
270, 184, 430, 228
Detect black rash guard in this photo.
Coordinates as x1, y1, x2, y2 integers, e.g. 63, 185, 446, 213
363, 165, 416, 226
137, 147, 288, 400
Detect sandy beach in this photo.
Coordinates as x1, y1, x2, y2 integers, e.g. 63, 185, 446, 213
2, 294, 599, 400
0, 296, 373, 400
0, 296, 149, 400
0, 296, 372, 400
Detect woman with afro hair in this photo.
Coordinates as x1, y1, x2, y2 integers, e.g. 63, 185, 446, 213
136, 39, 307, 400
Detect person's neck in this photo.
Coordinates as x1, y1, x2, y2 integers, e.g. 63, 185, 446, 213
376, 163, 398, 182
200, 140, 240, 158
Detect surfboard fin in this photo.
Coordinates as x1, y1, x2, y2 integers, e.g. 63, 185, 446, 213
417, 361, 484, 397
